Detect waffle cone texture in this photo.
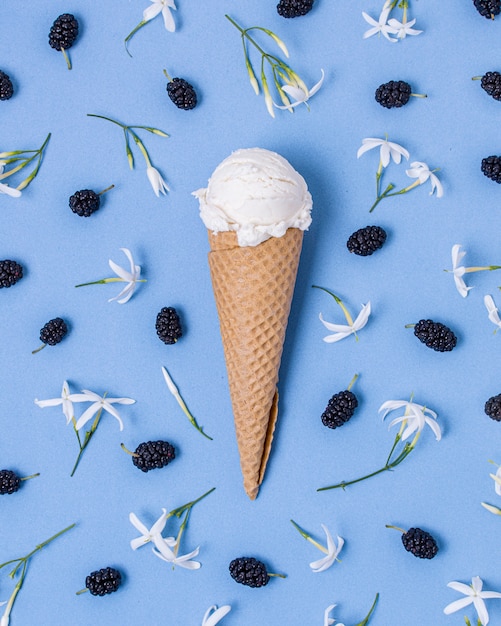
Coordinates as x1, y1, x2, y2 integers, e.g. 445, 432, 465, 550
207, 227, 303, 499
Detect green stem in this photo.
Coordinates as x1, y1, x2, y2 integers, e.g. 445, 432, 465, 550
128, 129, 151, 167
75, 277, 124, 288
98, 184, 115, 196
369, 183, 395, 212
356, 593, 379, 626
290, 520, 328, 554
347, 373, 358, 392
168, 487, 216, 519
87, 113, 126, 129
124, 19, 148, 56
312, 285, 354, 326
385, 524, 406, 533
61, 47, 72, 70
70, 407, 104, 476
19, 473, 40, 483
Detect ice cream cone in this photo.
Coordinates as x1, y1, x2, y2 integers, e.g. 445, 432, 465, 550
207, 227, 304, 499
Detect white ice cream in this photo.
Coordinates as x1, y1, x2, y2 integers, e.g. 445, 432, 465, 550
193, 147, 312, 247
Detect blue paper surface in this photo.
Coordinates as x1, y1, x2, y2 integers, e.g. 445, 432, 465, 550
1, 1, 501, 625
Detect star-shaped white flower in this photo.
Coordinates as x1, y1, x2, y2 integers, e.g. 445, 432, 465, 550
143, 0, 177, 32
34, 380, 89, 425
319, 302, 371, 343
152, 537, 201, 570
387, 17, 422, 38
362, 8, 398, 41
380, 399, 441, 441
108, 248, 144, 304
274, 69, 325, 111
405, 161, 443, 197
485, 295, 501, 332
309, 525, 344, 573
357, 137, 409, 168
129, 509, 175, 551
202, 605, 231, 626
444, 576, 501, 625
72, 389, 135, 431
324, 605, 344, 626
146, 165, 169, 197
446, 245, 501, 298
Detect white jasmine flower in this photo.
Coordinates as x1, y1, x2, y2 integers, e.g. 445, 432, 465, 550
484, 295, 501, 332
0, 163, 21, 198
129, 509, 175, 551
362, 9, 397, 41
357, 137, 409, 168
491, 464, 501, 496
146, 165, 169, 197
34, 380, 87, 425
274, 69, 325, 110
319, 302, 371, 343
387, 17, 422, 38
291, 520, 344, 573
405, 161, 443, 197
444, 576, 501, 625
72, 389, 135, 431
446, 245, 501, 298
324, 605, 344, 626
152, 538, 201, 570
202, 605, 231, 626
380, 399, 441, 441
143, 0, 177, 32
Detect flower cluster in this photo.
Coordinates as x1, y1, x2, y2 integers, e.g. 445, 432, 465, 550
363, 0, 422, 42
0, 133, 51, 197
226, 15, 324, 117
357, 136, 443, 212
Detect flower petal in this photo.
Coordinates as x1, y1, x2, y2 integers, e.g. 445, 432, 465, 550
34, 397, 63, 408
109, 259, 134, 282
75, 402, 101, 430
443, 597, 473, 614
319, 313, 352, 334
352, 301, 371, 331
161, 5, 176, 32
447, 581, 475, 595
203, 605, 232, 626
129, 512, 150, 536
472, 596, 489, 625
143, 2, 163, 22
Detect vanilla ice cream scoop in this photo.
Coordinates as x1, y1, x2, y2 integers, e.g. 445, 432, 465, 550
193, 147, 312, 246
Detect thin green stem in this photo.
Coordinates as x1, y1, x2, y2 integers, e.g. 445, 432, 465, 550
70, 406, 104, 476
290, 520, 328, 554
75, 277, 124, 288
312, 285, 354, 326
369, 183, 395, 212
87, 113, 126, 129
385, 524, 406, 533
124, 19, 148, 56
356, 593, 379, 626
128, 130, 151, 167
168, 487, 216, 519
61, 47, 72, 70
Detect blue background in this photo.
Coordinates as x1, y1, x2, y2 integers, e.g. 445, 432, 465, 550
1, 1, 501, 624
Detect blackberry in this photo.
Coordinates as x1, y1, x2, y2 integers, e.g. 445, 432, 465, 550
277, 0, 314, 18
0, 260, 23, 288
156, 307, 182, 344
124, 440, 176, 472
49, 14, 79, 69
33, 317, 68, 353
401, 527, 439, 559
485, 393, 501, 421
321, 390, 358, 429
473, 0, 501, 18
229, 557, 269, 588
481, 156, 501, 183
165, 74, 198, 110
69, 185, 114, 217
85, 567, 122, 596
375, 80, 411, 109
347, 226, 387, 256
480, 71, 501, 100
0, 70, 13, 101
412, 319, 457, 352
0, 470, 20, 495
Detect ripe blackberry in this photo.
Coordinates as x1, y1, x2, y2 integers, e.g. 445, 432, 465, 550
49, 14, 79, 69
0, 70, 13, 100
229, 557, 269, 588
0, 260, 23, 288
277, 0, 314, 18
124, 440, 176, 472
480, 71, 501, 100
85, 567, 122, 596
401, 527, 439, 559
0, 470, 20, 495
485, 393, 501, 421
412, 319, 457, 352
481, 156, 501, 183
69, 185, 114, 217
375, 80, 411, 109
156, 307, 182, 344
473, 0, 501, 18
165, 75, 198, 110
347, 226, 387, 256
33, 317, 68, 353
321, 390, 358, 429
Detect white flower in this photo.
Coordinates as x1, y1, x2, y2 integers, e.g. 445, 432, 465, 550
146, 165, 169, 197
444, 576, 501, 625
0, 163, 21, 198
449, 244, 472, 298
202, 605, 231, 626
274, 70, 325, 111
152, 537, 201, 570
485, 295, 501, 332
492, 465, 501, 496
387, 17, 423, 39
357, 137, 409, 168
379, 399, 441, 441
34, 380, 89, 425
143, 0, 176, 32
362, 8, 397, 41
309, 525, 344, 573
108, 247, 144, 304
129, 509, 175, 551
72, 389, 135, 431
319, 302, 371, 343
405, 161, 443, 197
324, 605, 344, 626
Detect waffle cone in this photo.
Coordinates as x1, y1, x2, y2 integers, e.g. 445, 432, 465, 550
207, 227, 304, 499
